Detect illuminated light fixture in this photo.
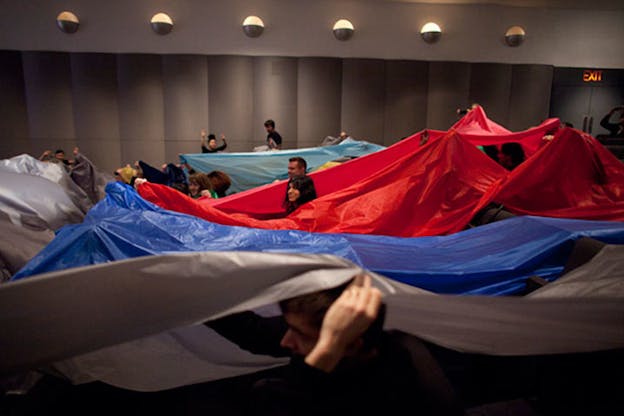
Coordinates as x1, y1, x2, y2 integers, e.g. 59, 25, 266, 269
242, 15, 264, 38
420, 22, 441, 43
505, 26, 525, 47
333, 19, 354, 41
151, 12, 173, 35
56, 11, 80, 34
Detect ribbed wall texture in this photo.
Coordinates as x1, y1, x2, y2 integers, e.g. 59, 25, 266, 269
0, 50, 553, 173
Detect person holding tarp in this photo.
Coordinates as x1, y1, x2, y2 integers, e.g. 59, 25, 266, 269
138, 160, 188, 195
188, 172, 217, 199
206, 274, 463, 416
598, 106, 624, 141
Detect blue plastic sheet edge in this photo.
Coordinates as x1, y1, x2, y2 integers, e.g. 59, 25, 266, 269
12, 182, 624, 296
179, 139, 385, 194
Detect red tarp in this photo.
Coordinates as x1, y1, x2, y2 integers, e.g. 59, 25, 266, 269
492, 128, 624, 220
447, 106, 559, 156
138, 108, 624, 237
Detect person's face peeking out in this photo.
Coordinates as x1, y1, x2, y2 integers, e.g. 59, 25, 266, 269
188, 181, 200, 197
287, 183, 301, 203
280, 312, 321, 356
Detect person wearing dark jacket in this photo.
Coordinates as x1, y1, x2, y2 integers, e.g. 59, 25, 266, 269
206, 274, 463, 416
599, 106, 624, 138
264, 119, 283, 150
201, 129, 228, 153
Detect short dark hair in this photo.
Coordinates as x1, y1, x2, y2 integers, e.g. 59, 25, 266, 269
288, 156, 307, 170
279, 280, 351, 329
55, 149, 65, 155
208, 134, 217, 141
264, 119, 275, 128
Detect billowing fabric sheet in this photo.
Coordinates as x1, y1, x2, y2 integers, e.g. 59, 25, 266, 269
206, 108, 559, 218
448, 106, 560, 156
0, 171, 86, 231
0, 212, 54, 282
206, 130, 445, 219
0, 154, 93, 214
70, 152, 114, 204
492, 128, 624, 220
13, 183, 624, 296
179, 138, 385, 194
141, 126, 624, 236
139, 160, 187, 187
2, 249, 623, 391
142, 133, 506, 236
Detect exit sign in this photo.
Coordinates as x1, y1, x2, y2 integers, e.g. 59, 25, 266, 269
583, 70, 603, 82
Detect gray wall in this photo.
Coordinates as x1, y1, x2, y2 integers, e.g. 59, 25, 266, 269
0, 50, 554, 173
0, 0, 619, 171
0, 0, 622, 69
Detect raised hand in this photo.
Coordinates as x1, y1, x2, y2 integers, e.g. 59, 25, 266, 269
305, 274, 382, 372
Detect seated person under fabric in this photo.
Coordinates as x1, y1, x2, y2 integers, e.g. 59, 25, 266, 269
598, 106, 624, 140
498, 142, 526, 171
206, 170, 231, 198
188, 172, 217, 199
205, 274, 463, 416
283, 175, 317, 215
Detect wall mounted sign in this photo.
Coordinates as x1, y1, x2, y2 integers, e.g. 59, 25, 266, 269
583, 70, 603, 82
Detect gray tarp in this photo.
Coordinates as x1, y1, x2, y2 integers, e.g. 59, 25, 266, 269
1, 249, 623, 391
0, 212, 54, 282
70, 153, 114, 204
0, 171, 85, 231
0, 154, 93, 215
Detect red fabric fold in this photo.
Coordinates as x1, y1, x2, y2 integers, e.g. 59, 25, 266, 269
493, 128, 624, 220
137, 108, 624, 238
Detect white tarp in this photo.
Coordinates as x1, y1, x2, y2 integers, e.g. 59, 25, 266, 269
0, 171, 85, 231
0, 154, 92, 214
1, 249, 623, 391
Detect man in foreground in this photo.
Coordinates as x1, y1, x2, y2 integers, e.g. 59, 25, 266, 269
206, 274, 462, 415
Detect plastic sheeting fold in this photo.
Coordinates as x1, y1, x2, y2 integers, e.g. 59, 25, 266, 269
179, 138, 385, 194
13, 182, 624, 296
2, 249, 623, 391
141, 127, 624, 237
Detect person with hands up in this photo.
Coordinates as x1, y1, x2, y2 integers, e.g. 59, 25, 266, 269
201, 129, 228, 153
297, 273, 382, 373
598, 105, 624, 140
206, 273, 463, 416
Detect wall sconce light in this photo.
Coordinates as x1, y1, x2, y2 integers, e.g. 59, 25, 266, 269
333, 19, 354, 41
505, 26, 525, 47
151, 13, 173, 35
420, 22, 441, 43
242, 16, 264, 38
56, 11, 80, 34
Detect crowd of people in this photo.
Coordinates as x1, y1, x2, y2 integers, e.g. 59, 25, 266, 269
38, 148, 77, 170
27, 118, 329, 218
18, 107, 624, 415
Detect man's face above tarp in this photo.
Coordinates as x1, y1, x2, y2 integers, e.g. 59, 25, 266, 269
288, 161, 305, 178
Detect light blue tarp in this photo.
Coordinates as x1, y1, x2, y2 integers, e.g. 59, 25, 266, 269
13, 182, 624, 295
179, 138, 385, 194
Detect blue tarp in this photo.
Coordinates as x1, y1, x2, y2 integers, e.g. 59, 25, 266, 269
13, 182, 624, 295
179, 138, 386, 194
